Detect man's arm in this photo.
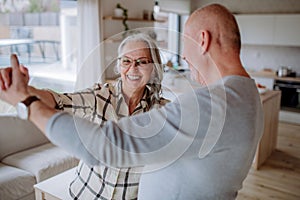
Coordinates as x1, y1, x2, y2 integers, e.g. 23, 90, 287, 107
1, 54, 200, 169
45, 91, 201, 169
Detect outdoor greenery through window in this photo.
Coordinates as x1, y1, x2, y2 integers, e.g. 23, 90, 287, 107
0, 0, 78, 114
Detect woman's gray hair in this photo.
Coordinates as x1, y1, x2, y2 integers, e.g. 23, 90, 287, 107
117, 33, 164, 101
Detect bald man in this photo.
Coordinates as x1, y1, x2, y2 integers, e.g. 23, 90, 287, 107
0, 4, 263, 200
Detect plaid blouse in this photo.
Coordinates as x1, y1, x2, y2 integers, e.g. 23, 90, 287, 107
49, 79, 169, 200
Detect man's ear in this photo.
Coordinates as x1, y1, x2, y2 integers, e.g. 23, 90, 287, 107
199, 30, 210, 54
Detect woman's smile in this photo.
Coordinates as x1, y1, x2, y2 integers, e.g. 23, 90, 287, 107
126, 74, 142, 81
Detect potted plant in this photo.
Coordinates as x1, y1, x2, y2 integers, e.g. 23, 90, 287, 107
115, 3, 128, 31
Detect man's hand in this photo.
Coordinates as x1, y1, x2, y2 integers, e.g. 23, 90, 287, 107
0, 59, 29, 91
0, 67, 12, 90
0, 54, 30, 106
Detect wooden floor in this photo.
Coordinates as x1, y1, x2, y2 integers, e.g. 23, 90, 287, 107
237, 122, 300, 200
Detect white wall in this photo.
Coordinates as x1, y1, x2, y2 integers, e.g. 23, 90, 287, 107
190, 0, 300, 74
241, 45, 300, 74
160, 0, 190, 14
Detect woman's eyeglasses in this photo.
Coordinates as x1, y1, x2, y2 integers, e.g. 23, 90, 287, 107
118, 57, 153, 68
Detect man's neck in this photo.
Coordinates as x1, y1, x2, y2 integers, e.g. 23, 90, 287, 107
203, 64, 250, 86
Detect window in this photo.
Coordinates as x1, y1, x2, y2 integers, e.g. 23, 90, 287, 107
0, 0, 78, 114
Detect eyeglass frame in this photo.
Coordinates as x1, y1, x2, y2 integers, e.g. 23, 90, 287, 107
118, 56, 153, 69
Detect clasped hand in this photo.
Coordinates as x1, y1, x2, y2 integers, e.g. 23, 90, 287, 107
0, 54, 30, 106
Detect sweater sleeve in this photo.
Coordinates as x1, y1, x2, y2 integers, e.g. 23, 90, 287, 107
45, 92, 201, 168
45, 112, 100, 166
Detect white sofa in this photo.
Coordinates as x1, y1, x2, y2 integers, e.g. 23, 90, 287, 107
0, 115, 79, 200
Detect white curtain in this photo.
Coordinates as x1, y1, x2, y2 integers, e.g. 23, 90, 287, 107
76, 0, 104, 90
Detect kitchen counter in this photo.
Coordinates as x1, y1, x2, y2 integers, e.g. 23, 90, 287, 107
249, 70, 300, 83
260, 88, 281, 103
253, 90, 281, 170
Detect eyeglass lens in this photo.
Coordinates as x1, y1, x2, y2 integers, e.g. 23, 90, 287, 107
120, 57, 152, 68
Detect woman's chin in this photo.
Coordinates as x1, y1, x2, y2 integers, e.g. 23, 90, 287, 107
125, 80, 144, 90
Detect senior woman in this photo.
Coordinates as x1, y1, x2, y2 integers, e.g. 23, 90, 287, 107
2, 33, 169, 199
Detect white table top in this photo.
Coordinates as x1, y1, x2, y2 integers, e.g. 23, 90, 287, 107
34, 167, 76, 200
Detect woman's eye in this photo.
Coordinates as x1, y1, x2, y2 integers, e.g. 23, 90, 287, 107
140, 60, 149, 65
122, 59, 131, 64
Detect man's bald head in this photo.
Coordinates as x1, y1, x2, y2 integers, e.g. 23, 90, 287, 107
185, 4, 241, 53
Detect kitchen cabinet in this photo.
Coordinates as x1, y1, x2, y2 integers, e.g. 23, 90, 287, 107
253, 90, 281, 170
235, 14, 300, 46
273, 14, 300, 46
235, 14, 274, 45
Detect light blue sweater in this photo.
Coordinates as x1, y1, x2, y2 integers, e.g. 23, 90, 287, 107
46, 76, 263, 200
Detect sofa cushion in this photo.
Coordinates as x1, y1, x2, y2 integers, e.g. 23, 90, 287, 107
0, 163, 35, 200
2, 143, 79, 182
0, 116, 49, 160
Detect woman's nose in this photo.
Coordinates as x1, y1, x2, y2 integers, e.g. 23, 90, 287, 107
129, 61, 139, 69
